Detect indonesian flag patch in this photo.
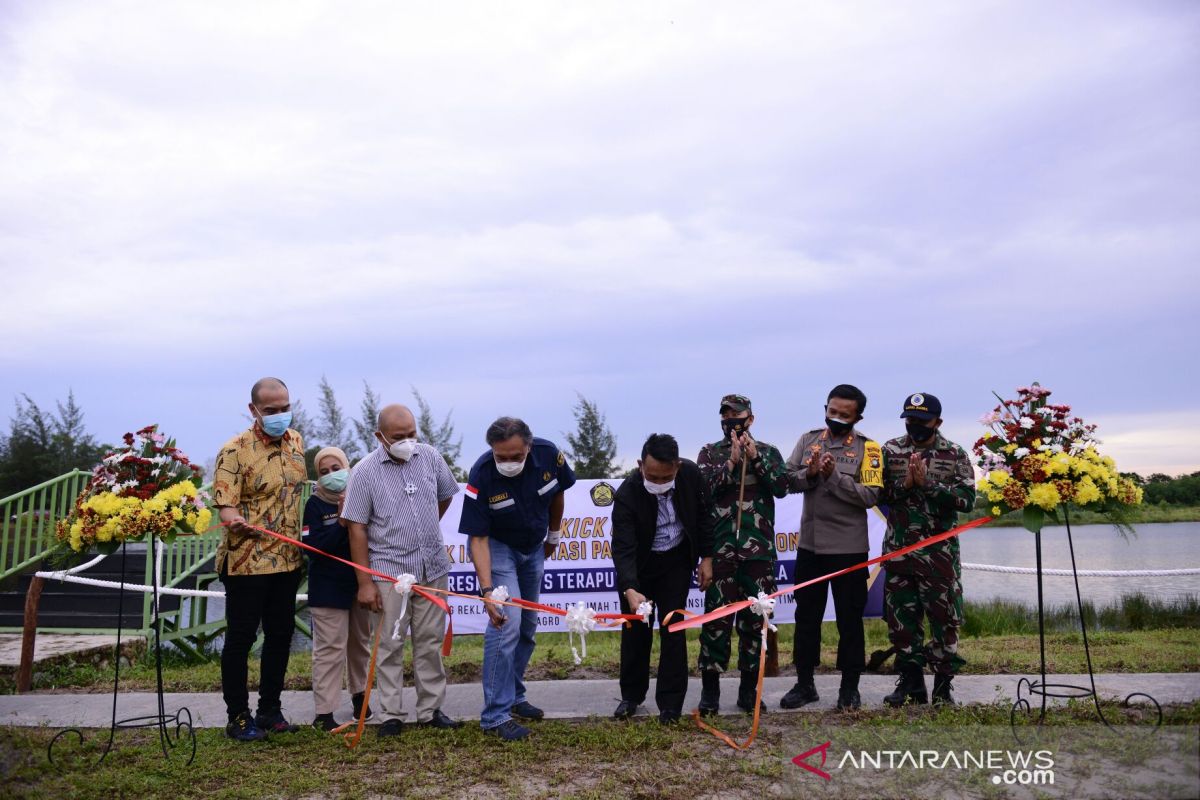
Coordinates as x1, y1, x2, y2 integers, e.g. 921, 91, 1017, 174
465, 484, 479, 500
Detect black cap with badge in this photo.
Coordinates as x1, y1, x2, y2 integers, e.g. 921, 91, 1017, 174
901, 393, 941, 421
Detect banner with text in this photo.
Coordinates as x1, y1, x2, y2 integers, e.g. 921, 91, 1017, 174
439, 478, 887, 635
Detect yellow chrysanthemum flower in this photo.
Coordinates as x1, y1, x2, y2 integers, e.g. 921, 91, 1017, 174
1027, 483, 1061, 511
1075, 477, 1102, 505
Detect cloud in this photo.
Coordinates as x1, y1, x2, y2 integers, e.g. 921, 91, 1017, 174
0, 1, 1197, 472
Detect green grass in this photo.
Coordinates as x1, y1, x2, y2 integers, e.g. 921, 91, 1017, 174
4, 593, 1198, 694
960, 594, 1200, 636
1, 701, 1196, 800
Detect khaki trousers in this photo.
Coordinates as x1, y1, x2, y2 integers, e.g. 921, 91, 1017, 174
374, 573, 449, 723
309, 604, 372, 715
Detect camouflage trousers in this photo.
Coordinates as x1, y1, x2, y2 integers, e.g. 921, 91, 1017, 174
884, 570, 967, 676
698, 558, 777, 673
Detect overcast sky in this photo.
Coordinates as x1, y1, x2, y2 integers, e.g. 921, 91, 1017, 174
1, 0, 1197, 477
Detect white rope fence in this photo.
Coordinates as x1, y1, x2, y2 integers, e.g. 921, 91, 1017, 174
962, 562, 1200, 577
33, 569, 309, 602
30, 561, 1198, 606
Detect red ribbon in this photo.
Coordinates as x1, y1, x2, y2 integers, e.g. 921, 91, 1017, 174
667, 515, 993, 633
217, 523, 641, 650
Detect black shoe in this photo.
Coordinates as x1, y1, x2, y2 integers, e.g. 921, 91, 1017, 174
420, 709, 463, 729
780, 676, 819, 709
658, 709, 682, 725
378, 718, 404, 737
613, 700, 640, 720
226, 710, 267, 742
352, 691, 374, 721
736, 668, 766, 714
511, 701, 544, 721
484, 719, 531, 741
836, 689, 862, 710
698, 670, 720, 717
254, 708, 298, 734
311, 713, 338, 732
932, 674, 955, 706
883, 667, 929, 707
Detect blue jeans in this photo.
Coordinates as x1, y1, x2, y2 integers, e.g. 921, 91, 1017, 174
481, 538, 544, 729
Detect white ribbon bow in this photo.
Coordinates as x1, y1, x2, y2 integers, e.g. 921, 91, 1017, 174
636, 600, 654, 626
489, 585, 510, 604
748, 592, 778, 634
565, 602, 598, 664
391, 573, 418, 640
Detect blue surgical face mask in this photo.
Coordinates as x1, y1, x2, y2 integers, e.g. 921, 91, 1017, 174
258, 410, 292, 438
318, 469, 348, 493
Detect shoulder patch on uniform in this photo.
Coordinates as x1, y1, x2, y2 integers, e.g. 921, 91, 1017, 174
860, 440, 884, 488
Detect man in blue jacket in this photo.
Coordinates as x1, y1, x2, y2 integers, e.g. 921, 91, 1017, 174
459, 416, 576, 741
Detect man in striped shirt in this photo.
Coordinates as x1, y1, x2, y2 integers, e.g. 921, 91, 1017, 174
343, 404, 462, 736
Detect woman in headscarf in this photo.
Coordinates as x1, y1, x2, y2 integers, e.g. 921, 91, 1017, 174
303, 446, 372, 730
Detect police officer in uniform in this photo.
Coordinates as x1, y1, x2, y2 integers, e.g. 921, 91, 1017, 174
782, 384, 883, 711
459, 417, 576, 741
880, 393, 975, 707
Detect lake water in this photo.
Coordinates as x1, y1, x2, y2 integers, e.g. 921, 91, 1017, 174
958, 521, 1200, 607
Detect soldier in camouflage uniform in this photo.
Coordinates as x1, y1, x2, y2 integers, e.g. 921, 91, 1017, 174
696, 394, 790, 715
880, 393, 975, 707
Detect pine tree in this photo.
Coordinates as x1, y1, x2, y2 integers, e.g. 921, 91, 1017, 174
564, 393, 618, 478
0, 392, 106, 496
289, 399, 314, 442
353, 380, 382, 456
412, 387, 466, 481
315, 375, 357, 457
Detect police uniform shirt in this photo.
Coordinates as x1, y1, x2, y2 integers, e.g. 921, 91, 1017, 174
458, 437, 577, 553
786, 427, 883, 554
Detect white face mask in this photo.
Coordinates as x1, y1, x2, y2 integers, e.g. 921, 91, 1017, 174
643, 478, 675, 495
495, 457, 526, 478
387, 438, 418, 461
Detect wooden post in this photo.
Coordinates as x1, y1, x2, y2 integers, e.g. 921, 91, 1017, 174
765, 627, 779, 677
17, 575, 44, 693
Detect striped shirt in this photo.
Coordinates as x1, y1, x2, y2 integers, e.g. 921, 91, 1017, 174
651, 491, 685, 552
341, 443, 459, 581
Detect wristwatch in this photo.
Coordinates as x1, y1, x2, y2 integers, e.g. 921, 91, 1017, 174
479, 585, 493, 597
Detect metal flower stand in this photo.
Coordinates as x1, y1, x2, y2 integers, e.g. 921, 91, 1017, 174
1009, 506, 1162, 743
48, 537, 197, 766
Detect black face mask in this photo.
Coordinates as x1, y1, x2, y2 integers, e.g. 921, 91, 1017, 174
906, 420, 937, 443
826, 418, 853, 437
722, 418, 750, 438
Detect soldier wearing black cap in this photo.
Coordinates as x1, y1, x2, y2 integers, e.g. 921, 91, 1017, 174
694, 394, 790, 716
879, 393, 976, 707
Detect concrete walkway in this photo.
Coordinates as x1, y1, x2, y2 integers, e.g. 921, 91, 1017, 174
0, 633, 144, 668
1, 673, 1195, 728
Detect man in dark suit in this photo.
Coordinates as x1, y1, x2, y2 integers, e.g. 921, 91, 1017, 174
611, 433, 715, 723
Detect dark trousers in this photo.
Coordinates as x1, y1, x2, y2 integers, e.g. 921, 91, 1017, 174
618, 543, 694, 714
791, 549, 868, 674
221, 568, 302, 719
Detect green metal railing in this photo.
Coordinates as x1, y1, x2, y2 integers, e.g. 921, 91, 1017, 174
2, 471, 315, 657
143, 529, 225, 659
0, 470, 91, 584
